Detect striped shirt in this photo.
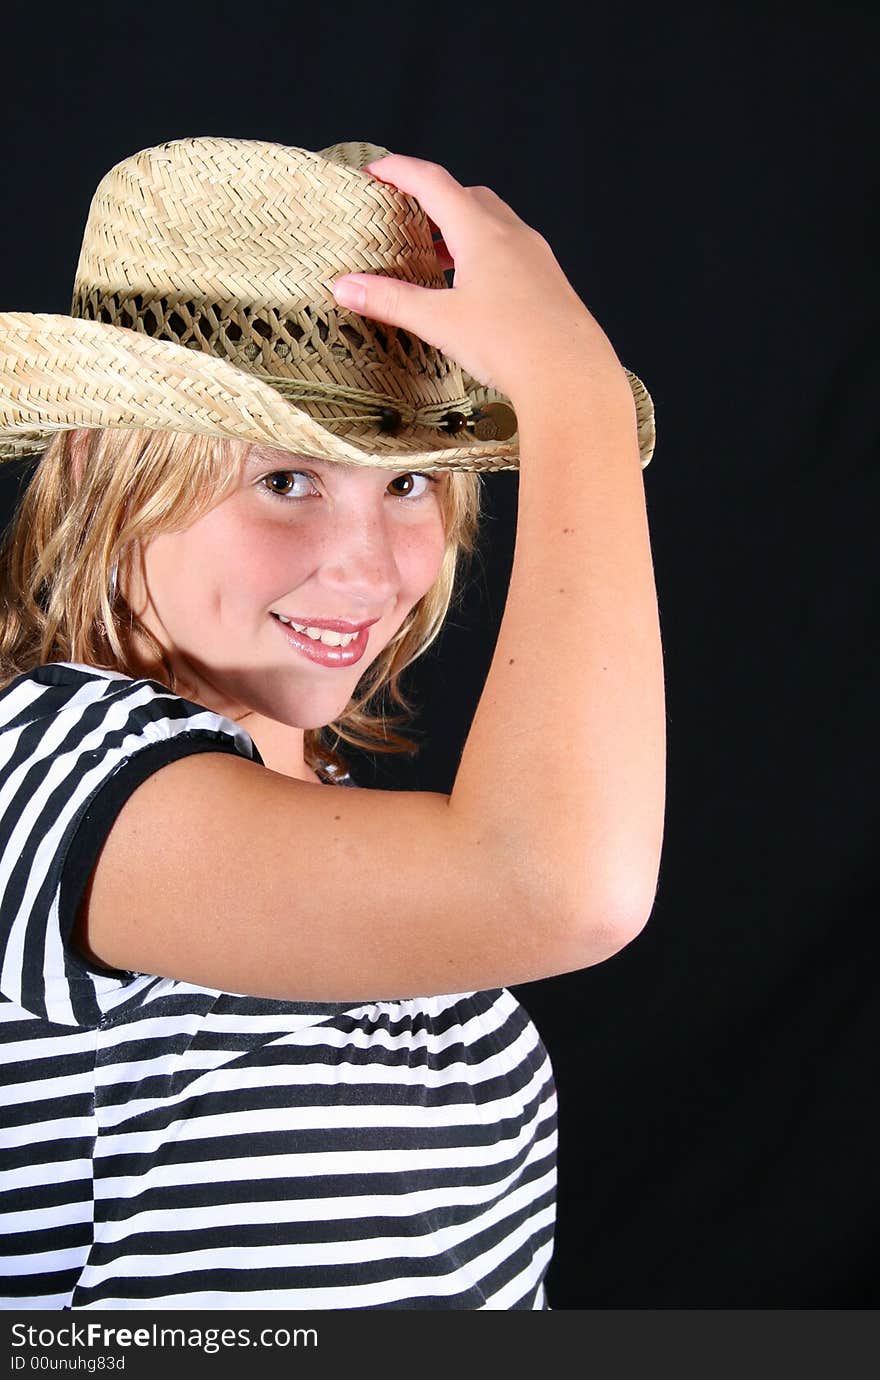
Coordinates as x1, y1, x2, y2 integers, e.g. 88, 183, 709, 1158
0, 663, 557, 1309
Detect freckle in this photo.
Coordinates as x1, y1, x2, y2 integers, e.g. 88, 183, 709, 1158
333, 814, 341, 821
508, 658, 515, 665
558, 588, 565, 594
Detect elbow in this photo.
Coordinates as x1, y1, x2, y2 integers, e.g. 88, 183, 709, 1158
496, 833, 660, 977
566, 870, 660, 966
602, 899, 653, 956
594, 826, 665, 956
603, 870, 660, 952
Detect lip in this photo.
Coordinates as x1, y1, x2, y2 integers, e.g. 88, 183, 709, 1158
270, 613, 371, 668
271, 614, 382, 633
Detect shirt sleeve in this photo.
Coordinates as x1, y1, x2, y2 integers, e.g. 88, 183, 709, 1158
0, 664, 264, 1028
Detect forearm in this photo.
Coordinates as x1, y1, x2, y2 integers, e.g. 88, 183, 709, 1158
448, 358, 666, 931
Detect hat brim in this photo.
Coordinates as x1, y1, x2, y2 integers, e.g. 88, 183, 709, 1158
0, 312, 521, 471
0, 312, 655, 470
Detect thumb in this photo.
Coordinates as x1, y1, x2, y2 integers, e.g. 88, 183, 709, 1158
332, 274, 444, 346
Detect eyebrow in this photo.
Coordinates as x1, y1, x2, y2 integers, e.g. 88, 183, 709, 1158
245, 452, 295, 468
244, 453, 439, 476
244, 451, 357, 470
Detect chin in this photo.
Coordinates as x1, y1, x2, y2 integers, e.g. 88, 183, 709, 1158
271, 687, 359, 733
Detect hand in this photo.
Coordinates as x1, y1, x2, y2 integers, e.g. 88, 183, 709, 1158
332, 154, 622, 401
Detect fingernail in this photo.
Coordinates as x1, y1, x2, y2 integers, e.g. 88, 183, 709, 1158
333, 277, 366, 310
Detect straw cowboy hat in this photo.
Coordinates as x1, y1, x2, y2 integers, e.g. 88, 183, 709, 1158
0, 135, 656, 472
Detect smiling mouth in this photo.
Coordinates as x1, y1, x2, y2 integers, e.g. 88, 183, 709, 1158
270, 614, 371, 666
270, 613, 382, 634
270, 614, 360, 647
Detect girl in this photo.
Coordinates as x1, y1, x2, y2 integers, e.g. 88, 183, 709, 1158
0, 137, 664, 1309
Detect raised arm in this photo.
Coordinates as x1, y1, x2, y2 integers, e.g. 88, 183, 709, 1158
74, 156, 666, 1001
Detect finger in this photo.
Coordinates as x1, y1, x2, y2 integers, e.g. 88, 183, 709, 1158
466, 184, 524, 226
332, 272, 446, 347
360, 153, 473, 247
367, 160, 449, 250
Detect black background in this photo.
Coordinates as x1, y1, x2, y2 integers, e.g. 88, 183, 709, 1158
1, 0, 877, 1307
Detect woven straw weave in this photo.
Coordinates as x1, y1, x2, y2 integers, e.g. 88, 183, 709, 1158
0, 137, 656, 470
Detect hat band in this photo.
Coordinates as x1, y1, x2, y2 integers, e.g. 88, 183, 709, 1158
70, 283, 519, 441
259, 371, 512, 439
68, 286, 519, 443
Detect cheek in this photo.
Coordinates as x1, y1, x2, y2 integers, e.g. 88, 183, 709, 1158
402, 516, 448, 599
142, 532, 204, 613
191, 506, 312, 600
142, 523, 250, 631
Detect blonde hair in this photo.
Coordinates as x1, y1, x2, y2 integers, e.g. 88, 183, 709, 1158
0, 427, 483, 780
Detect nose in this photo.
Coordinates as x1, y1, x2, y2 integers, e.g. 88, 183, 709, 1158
317, 503, 401, 617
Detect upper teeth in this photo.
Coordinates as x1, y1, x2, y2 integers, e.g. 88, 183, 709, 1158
274, 614, 359, 647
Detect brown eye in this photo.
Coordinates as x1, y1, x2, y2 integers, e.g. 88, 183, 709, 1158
261, 471, 313, 501
389, 473, 436, 499
267, 473, 294, 495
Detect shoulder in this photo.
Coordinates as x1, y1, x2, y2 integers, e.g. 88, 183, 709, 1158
0, 662, 264, 1027
0, 661, 264, 764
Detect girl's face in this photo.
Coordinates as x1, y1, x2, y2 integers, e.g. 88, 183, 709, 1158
125, 445, 448, 737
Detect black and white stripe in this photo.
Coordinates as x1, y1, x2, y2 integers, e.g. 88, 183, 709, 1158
0, 664, 557, 1309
